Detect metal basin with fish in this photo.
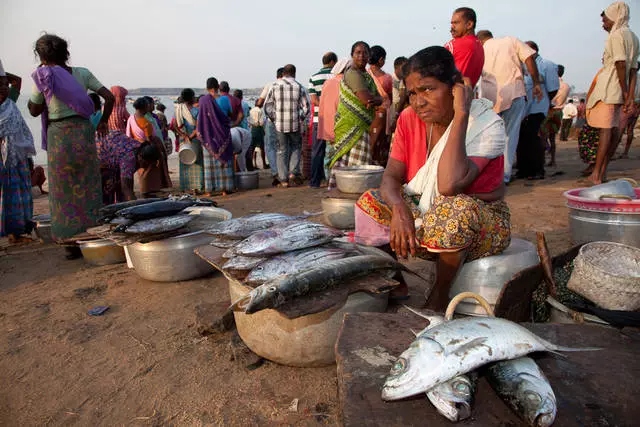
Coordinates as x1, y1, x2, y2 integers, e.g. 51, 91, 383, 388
126, 207, 232, 282
78, 238, 127, 266
334, 165, 384, 194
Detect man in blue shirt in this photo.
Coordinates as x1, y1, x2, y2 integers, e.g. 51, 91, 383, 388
516, 41, 560, 180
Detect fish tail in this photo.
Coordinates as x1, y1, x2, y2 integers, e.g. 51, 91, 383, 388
547, 343, 602, 354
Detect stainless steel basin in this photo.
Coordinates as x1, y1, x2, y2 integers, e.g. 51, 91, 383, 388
569, 207, 640, 248
321, 197, 356, 229
334, 165, 384, 194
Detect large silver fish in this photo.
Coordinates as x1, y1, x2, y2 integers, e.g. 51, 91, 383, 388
123, 215, 194, 234
486, 357, 557, 427
381, 317, 599, 401
230, 255, 409, 314
244, 245, 352, 285
207, 212, 320, 239
229, 221, 343, 257
222, 255, 266, 271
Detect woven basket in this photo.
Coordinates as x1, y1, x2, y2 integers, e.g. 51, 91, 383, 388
567, 242, 640, 311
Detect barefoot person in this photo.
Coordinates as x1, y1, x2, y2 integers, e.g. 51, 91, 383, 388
585, 1, 639, 184
355, 47, 510, 310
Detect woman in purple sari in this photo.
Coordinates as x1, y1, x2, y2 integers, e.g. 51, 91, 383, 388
27, 34, 114, 258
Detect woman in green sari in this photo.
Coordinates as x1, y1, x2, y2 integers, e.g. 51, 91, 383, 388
329, 41, 383, 185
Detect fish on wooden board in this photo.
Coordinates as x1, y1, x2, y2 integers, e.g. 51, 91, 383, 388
230, 255, 426, 314
486, 357, 557, 427
207, 212, 321, 239
123, 215, 195, 234
381, 316, 600, 401
117, 200, 208, 221
229, 221, 343, 257
98, 198, 165, 223
222, 255, 267, 271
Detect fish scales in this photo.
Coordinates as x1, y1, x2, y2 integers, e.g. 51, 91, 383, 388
382, 316, 599, 401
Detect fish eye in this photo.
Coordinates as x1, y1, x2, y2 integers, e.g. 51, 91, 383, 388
524, 391, 542, 405
390, 358, 407, 375
452, 380, 470, 396
268, 286, 277, 292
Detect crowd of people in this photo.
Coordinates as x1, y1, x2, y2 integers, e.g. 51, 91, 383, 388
0, 2, 638, 308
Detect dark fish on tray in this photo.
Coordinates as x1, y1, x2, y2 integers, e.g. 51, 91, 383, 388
123, 215, 195, 234
207, 212, 321, 239
229, 221, 343, 257
486, 357, 557, 427
98, 198, 165, 222
117, 200, 207, 221
244, 245, 354, 285
222, 255, 267, 271
230, 255, 412, 314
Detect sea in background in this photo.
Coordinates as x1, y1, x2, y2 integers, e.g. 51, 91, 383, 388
17, 91, 260, 166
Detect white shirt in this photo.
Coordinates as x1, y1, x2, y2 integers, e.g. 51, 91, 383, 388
562, 103, 578, 120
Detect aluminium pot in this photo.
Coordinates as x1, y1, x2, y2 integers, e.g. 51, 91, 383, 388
334, 165, 384, 194
78, 239, 127, 266
235, 171, 259, 191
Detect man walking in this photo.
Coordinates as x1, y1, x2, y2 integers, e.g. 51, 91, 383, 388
445, 7, 484, 86
264, 64, 311, 187
517, 41, 560, 181
257, 68, 284, 186
478, 30, 543, 183
561, 99, 578, 141
308, 52, 337, 187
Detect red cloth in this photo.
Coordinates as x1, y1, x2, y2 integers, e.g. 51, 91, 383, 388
390, 108, 503, 194
444, 35, 485, 87
108, 86, 130, 132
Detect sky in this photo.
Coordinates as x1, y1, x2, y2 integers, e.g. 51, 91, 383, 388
2, 0, 639, 93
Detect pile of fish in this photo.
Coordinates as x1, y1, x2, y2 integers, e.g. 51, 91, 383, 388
382, 309, 600, 426
89, 195, 215, 245
207, 213, 424, 314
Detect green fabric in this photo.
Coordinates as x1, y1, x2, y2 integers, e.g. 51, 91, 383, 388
9, 87, 19, 102
145, 113, 162, 138
330, 74, 377, 168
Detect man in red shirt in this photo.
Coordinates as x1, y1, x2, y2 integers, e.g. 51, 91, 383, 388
444, 7, 484, 87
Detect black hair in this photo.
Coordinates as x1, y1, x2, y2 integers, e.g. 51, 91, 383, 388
233, 89, 243, 99
351, 41, 370, 56
276, 67, 285, 78
526, 41, 539, 53
322, 52, 338, 66
220, 81, 230, 92
394, 56, 408, 68
181, 88, 195, 103
143, 96, 154, 108
206, 77, 219, 90
403, 46, 459, 87
283, 64, 296, 76
580, 98, 586, 103
89, 93, 101, 111
133, 97, 149, 111
454, 7, 477, 29
557, 64, 565, 77
156, 103, 166, 111
369, 45, 387, 65
138, 142, 160, 162
568, 99, 574, 103
34, 34, 70, 65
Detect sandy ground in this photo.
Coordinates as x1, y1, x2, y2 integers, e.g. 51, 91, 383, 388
1, 137, 639, 425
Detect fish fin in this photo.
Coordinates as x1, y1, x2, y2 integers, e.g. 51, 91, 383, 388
402, 306, 445, 327
549, 345, 602, 353
446, 337, 488, 357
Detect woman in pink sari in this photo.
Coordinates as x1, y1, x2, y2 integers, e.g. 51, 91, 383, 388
368, 45, 394, 166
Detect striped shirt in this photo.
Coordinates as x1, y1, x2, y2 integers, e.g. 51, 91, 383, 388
264, 77, 311, 133
308, 67, 333, 123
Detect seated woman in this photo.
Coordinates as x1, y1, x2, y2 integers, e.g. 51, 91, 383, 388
355, 46, 511, 311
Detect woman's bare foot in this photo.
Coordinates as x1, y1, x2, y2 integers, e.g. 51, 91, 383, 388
581, 164, 595, 177
8, 234, 34, 245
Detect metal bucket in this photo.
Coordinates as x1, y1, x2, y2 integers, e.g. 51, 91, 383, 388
179, 142, 197, 165
235, 171, 259, 191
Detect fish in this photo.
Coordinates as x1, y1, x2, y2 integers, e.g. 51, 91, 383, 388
230, 221, 343, 257
98, 198, 165, 222
486, 357, 557, 427
209, 237, 240, 249
230, 255, 417, 314
207, 212, 321, 239
244, 245, 353, 285
381, 316, 600, 401
123, 215, 195, 234
222, 255, 267, 271
116, 200, 207, 221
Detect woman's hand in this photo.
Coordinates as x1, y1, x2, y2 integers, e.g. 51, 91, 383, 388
96, 121, 108, 138
452, 77, 473, 117
390, 203, 416, 258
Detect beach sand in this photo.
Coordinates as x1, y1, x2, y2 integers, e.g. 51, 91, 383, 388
1, 137, 639, 425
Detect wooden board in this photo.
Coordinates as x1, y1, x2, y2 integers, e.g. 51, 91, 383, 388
336, 312, 640, 427
195, 245, 400, 319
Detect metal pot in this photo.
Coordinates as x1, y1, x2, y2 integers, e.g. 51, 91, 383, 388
78, 239, 127, 266
33, 214, 53, 243
578, 178, 637, 200
334, 165, 384, 194
235, 171, 259, 191
321, 197, 356, 229
126, 208, 232, 282
448, 238, 540, 316
178, 141, 198, 165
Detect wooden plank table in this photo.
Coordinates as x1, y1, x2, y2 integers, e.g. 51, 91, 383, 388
336, 312, 640, 426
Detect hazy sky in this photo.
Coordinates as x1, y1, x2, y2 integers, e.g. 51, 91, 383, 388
2, 0, 639, 92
